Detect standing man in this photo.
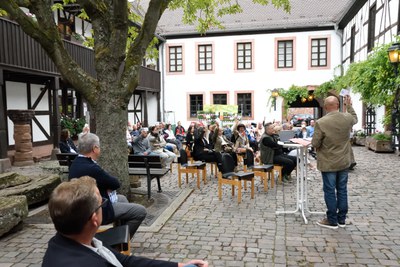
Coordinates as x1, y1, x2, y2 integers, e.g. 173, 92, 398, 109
312, 96, 357, 229
69, 133, 147, 238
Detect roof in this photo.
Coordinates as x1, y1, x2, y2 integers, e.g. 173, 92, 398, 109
155, 0, 356, 37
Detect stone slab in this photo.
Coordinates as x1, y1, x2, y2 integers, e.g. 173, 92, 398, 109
0, 195, 28, 237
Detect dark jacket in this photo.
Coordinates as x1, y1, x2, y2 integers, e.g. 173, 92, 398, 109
68, 156, 120, 224
42, 233, 178, 267
59, 138, 78, 153
192, 137, 212, 160
259, 133, 283, 164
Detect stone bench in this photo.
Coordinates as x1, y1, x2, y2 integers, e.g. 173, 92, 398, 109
0, 195, 28, 237
0, 172, 61, 206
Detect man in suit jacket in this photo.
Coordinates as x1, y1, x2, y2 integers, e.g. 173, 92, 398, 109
69, 133, 146, 238
42, 176, 208, 267
312, 96, 357, 229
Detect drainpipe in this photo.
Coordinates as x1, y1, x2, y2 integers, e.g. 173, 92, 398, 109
158, 36, 166, 123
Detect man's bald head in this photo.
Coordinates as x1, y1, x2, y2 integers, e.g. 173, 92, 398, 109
324, 96, 339, 112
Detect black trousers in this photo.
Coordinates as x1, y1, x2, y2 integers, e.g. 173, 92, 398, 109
273, 154, 297, 175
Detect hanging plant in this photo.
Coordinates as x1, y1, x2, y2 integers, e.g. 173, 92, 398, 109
278, 85, 308, 110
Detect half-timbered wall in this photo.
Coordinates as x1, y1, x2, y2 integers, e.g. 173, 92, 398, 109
341, 0, 400, 132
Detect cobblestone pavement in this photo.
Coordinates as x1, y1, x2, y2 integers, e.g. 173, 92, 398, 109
1, 146, 400, 266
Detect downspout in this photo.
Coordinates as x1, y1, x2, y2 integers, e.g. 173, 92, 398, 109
159, 39, 166, 123
334, 23, 344, 76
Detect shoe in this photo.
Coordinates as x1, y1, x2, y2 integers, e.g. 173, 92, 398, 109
316, 218, 338, 229
349, 162, 356, 170
338, 222, 346, 228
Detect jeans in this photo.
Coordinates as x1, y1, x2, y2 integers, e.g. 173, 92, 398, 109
321, 170, 348, 224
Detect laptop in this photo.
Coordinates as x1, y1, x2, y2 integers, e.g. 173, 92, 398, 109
278, 130, 295, 143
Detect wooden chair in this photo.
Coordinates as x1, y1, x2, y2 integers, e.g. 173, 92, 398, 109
95, 225, 131, 256
177, 149, 207, 189
274, 164, 283, 183
218, 153, 255, 203
242, 150, 273, 191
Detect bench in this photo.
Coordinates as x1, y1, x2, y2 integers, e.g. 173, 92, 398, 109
128, 155, 170, 200
56, 153, 78, 172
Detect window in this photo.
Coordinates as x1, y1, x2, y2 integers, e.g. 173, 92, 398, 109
237, 42, 252, 70
367, 4, 376, 52
189, 95, 203, 118
350, 26, 355, 63
169, 46, 183, 72
277, 40, 293, 68
213, 94, 227, 105
198, 44, 212, 71
237, 93, 252, 117
311, 38, 327, 67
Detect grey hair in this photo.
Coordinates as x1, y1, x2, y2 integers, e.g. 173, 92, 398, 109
78, 133, 100, 154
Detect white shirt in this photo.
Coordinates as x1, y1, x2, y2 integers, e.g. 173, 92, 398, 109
83, 237, 123, 267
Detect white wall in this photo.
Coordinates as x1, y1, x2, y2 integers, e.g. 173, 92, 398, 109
162, 29, 342, 128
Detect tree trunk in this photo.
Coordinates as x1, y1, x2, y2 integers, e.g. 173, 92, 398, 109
93, 93, 130, 196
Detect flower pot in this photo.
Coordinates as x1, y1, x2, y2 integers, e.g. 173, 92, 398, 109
354, 136, 366, 146
366, 136, 393, 153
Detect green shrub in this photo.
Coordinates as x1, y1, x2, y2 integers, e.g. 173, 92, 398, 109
371, 132, 391, 141
60, 115, 86, 138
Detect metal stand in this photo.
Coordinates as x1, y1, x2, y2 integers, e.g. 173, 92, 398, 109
276, 143, 323, 224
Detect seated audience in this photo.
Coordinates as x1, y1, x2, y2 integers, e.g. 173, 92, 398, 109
307, 119, 315, 137
164, 123, 182, 150
185, 125, 195, 152
68, 133, 147, 238
296, 121, 311, 139
59, 129, 78, 153
174, 121, 186, 142
42, 176, 208, 267
259, 122, 297, 182
148, 125, 176, 167
132, 128, 153, 155
212, 127, 238, 167
192, 127, 223, 172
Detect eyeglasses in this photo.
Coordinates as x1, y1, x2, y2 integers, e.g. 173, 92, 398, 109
88, 197, 108, 221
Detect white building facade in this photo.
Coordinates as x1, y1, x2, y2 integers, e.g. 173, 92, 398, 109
160, 29, 342, 127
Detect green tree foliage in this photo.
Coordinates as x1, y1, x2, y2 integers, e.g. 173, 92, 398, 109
342, 42, 397, 107
0, 0, 290, 195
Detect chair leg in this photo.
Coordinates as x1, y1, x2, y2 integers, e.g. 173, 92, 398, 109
196, 169, 200, 189
202, 167, 206, 184
231, 185, 235, 196
250, 179, 254, 199
218, 177, 222, 200
178, 167, 182, 188
269, 170, 274, 188
262, 172, 268, 192
237, 181, 242, 203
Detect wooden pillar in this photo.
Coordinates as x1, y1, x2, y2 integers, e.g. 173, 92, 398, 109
0, 69, 7, 159
143, 91, 148, 126
0, 69, 12, 173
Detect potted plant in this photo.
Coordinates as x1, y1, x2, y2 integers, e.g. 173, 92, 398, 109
354, 130, 366, 146
366, 132, 393, 152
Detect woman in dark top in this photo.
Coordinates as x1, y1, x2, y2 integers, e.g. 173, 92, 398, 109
59, 129, 78, 153
185, 125, 195, 151
192, 127, 223, 171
